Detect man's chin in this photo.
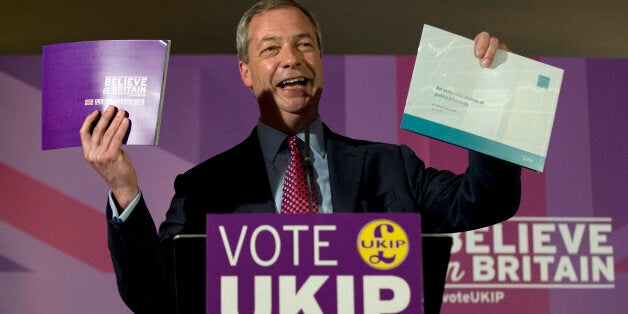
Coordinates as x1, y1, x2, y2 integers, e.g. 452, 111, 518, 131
275, 94, 315, 110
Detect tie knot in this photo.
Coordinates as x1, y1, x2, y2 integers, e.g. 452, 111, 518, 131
286, 136, 300, 153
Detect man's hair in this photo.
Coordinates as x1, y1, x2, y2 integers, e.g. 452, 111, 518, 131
236, 0, 323, 63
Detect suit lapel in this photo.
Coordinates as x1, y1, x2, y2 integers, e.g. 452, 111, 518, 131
234, 130, 276, 214
238, 125, 367, 214
324, 127, 365, 213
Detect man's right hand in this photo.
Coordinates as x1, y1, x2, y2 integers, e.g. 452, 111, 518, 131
80, 106, 139, 209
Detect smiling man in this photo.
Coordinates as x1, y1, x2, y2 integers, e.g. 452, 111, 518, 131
80, 1, 521, 313
238, 6, 323, 136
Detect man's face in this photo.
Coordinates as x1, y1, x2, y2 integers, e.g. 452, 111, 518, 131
238, 7, 323, 128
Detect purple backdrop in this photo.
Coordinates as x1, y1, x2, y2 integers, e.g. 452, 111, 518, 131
0, 55, 625, 313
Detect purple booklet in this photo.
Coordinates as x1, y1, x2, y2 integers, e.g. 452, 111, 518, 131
42, 40, 170, 150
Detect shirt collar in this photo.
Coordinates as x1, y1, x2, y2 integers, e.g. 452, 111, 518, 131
257, 117, 326, 164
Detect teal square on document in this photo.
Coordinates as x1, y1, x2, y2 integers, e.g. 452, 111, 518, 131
537, 75, 550, 89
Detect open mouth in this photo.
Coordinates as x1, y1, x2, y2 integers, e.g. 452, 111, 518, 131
277, 77, 310, 90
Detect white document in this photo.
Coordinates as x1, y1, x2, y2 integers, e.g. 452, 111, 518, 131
401, 25, 563, 172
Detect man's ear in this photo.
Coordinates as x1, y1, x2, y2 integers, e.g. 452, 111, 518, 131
238, 61, 252, 88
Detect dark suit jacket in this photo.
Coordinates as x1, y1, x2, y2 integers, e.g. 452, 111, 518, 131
107, 125, 521, 313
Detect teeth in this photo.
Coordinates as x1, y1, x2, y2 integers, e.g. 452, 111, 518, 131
279, 78, 307, 88
284, 78, 304, 84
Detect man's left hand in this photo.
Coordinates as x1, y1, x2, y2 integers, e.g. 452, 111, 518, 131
474, 32, 510, 68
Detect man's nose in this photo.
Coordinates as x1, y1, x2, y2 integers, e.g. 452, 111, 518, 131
280, 45, 301, 68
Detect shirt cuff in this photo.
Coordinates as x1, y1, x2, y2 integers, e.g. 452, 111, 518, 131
108, 189, 142, 223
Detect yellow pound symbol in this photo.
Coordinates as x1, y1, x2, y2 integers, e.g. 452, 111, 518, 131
357, 219, 409, 270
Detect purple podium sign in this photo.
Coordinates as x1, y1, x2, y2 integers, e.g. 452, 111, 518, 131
206, 213, 424, 313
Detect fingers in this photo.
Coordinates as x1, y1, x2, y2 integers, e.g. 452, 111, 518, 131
474, 32, 491, 58
79, 106, 129, 162
90, 106, 117, 151
474, 31, 506, 68
98, 108, 128, 156
109, 115, 130, 155
79, 109, 100, 150
483, 37, 500, 67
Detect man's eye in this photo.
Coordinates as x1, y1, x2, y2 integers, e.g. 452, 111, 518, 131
262, 46, 278, 52
298, 42, 315, 51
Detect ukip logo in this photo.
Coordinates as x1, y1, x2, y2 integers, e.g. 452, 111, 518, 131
357, 219, 410, 270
